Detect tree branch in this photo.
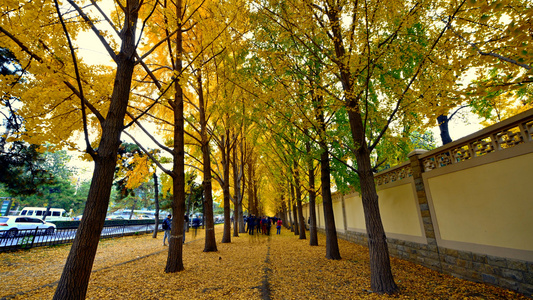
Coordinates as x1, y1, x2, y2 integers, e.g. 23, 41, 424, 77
54, 0, 96, 157
66, 0, 118, 62
123, 131, 173, 177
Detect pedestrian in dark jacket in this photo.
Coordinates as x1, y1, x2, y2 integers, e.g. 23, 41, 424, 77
247, 215, 255, 235
192, 215, 201, 237
183, 214, 189, 243
266, 217, 272, 235
256, 217, 261, 234
163, 214, 172, 246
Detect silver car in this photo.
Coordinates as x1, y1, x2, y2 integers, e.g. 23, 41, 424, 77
0, 216, 56, 238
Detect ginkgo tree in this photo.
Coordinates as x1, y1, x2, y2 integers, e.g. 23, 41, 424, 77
244, 9, 348, 258
0, 0, 193, 297
247, 0, 529, 294
129, 0, 250, 250
1, 0, 530, 298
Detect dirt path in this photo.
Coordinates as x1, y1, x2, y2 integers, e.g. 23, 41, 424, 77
0, 226, 527, 299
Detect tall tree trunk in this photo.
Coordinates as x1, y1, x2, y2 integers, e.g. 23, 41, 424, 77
238, 103, 246, 231
291, 183, 299, 236
326, 2, 396, 290
221, 133, 231, 243
247, 159, 254, 216
312, 90, 340, 258
437, 114, 452, 145
129, 198, 137, 220
236, 202, 244, 233
294, 163, 306, 239
343, 67, 398, 288
232, 140, 240, 237
198, 70, 217, 252
358, 150, 397, 293
281, 195, 288, 228
315, 93, 340, 257
306, 141, 318, 246
349, 110, 397, 293
185, 192, 192, 232
238, 141, 246, 233
292, 202, 299, 236
165, 0, 185, 273
53, 2, 140, 298
319, 148, 341, 260
239, 148, 246, 233
287, 190, 294, 232
153, 172, 160, 238
253, 175, 259, 216
54, 153, 125, 299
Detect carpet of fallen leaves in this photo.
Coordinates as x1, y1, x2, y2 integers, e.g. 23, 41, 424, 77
0, 226, 528, 299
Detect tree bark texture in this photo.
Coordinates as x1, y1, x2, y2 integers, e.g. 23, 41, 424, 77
287, 192, 293, 232
306, 141, 318, 246
221, 133, 232, 243
232, 142, 241, 237
152, 172, 160, 238
291, 183, 299, 236
247, 160, 254, 216
348, 110, 397, 294
320, 148, 341, 260
198, 71, 217, 252
165, 0, 186, 273
437, 114, 452, 145
294, 164, 306, 240
281, 196, 288, 228
53, 2, 139, 298
326, 1, 397, 292
238, 143, 246, 233
253, 175, 259, 216
313, 92, 340, 259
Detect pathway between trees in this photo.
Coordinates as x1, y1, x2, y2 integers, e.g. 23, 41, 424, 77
0, 225, 528, 299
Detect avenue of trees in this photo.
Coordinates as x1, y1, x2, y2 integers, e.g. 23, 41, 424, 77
0, 0, 531, 298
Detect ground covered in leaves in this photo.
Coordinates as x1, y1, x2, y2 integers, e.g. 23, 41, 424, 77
0, 226, 527, 299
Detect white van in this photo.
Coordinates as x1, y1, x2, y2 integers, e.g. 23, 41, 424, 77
19, 207, 70, 221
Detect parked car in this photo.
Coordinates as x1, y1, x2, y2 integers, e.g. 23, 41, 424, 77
18, 207, 70, 221
138, 215, 153, 220
0, 216, 56, 238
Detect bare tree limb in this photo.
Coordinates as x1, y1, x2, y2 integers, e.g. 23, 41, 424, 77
63, 81, 105, 123
445, 19, 531, 70
55, 0, 97, 156
123, 131, 173, 176
66, 0, 118, 62
125, 111, 174, 155
369, 0, 467, 152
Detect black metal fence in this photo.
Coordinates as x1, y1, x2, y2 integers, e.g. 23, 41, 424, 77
0, 221, 163, 253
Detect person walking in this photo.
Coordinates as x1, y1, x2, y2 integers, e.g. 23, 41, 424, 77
247, 215, 255, 235
192, 215, 201, 238
246, 215, 254, 235
183, 214, 189, 243
256, 217, 261, 234
266, 217, 272, 235
261, 217, 267, 235
163, 214, 172, 246
276, 219, 282, 235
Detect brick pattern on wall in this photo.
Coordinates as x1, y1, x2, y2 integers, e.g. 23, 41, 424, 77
319, 227, 533, 297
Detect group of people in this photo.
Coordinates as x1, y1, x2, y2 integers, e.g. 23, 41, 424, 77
244, 215, 283, 235
163, 214, 284, 246
162, 214, 202, 246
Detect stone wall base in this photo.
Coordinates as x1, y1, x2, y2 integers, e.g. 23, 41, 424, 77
316, 228, 533, 297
